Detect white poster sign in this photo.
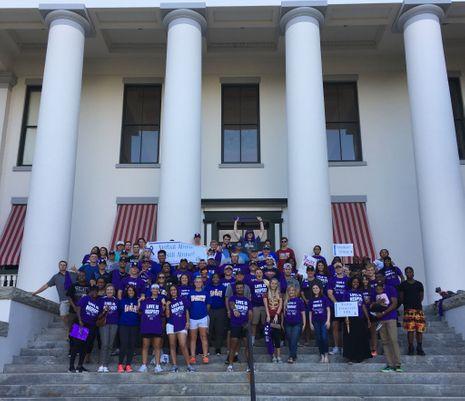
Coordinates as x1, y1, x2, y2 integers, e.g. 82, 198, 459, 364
334, 301, 359, 318
147, 241, 208, 265
299, 254, 319, 275
332, 243, 354, 257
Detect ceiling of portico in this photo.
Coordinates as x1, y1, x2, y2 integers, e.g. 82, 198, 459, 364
0, 2, 464, 68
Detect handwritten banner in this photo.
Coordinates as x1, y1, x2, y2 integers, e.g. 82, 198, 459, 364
334, 301, 359, 318
147, 241, 208, 265
332, 243, 354, 257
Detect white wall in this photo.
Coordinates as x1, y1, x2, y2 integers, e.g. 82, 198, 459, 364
1, 50, 465, 298
445, 304, 465, 341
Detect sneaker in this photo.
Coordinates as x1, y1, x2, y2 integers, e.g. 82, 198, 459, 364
68, 367, 77, 373
395, 366, 404, 372
202, 355, 209, 364
138, 364, 148, 373
97, 366, 105, 373
320, 355, 325, 363
110, 348, 119, 356
77, 366, 88, 372
125, 365, 133, 373
189, 356, 196, 364
103, 366, 109, 373
170, 365, 179, 373
117, 364, 124, 373
329, 347, 340, 355
187, 365, 196, 372
271, 356, 277, 363
154, 364, 163, 373
227, 364, 234, 372
276, 357, 282, 363
380, 366, 394, 373
323, 355, 329, 363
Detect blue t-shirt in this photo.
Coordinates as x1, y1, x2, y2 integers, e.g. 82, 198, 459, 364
118, 297, 140, 326
79, 264, 98, 283
206, 284, 226, 310
188, 289, 211, 319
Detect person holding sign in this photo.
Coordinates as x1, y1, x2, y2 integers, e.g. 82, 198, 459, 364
308, 284, 331, 363
327, 263, 349, 355
342, 277, 372, 363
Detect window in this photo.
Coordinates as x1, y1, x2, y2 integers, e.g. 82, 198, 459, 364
120, 85, 161, 164
222, 84, 260, 163
449, 77, 465, 160
324, 82, 362, 162
18, 86, 41, 166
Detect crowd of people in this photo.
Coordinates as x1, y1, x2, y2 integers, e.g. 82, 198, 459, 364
32, 220, 427, 375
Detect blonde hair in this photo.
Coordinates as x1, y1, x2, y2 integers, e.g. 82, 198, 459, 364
267, 278, 281, 303
284, 284, 300, 311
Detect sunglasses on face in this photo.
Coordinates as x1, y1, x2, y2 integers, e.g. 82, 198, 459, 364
281, 240, 287, 243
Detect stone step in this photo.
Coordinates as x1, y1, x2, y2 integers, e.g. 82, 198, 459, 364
1, 372, 465, 385
2, 398, 465, 401
5, 361, 465, 374
2, 383, 465, 397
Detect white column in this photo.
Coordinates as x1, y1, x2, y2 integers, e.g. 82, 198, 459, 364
281, 7, 333, 263
157, 9, 205, 242
399, 5, 465, 300
17, 10, 89, 298
0, 73, 16, 192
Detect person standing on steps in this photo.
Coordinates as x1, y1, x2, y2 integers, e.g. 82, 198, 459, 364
283, 284, 306, 364
32, 260, 76, 332
263, 278, 283, 363
97, 284, 119, 373
308, 283, 331, 363
233, 216, 265, 253
398, 266, 426, 356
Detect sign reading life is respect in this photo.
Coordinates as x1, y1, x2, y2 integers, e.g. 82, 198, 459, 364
147, 241, 208, 265
334, 301, 359, 318
332, 243, 354, 257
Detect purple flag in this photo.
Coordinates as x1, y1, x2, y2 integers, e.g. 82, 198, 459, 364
263, 322, 274, 355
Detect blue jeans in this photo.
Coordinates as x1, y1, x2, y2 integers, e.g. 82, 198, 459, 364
313, 320, 329, 355
285, 323, 302, 359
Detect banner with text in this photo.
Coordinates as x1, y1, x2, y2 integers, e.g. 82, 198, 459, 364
147, 241, 208, 265
299, 254, 319, 276
332, 243, 354, 257
334, 301, 359, 318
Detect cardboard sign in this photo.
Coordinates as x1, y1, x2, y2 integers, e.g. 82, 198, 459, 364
334, 301, 359, 318
299, 254, 319, 276
332, 243, 354, 257
147, 241, 208, 265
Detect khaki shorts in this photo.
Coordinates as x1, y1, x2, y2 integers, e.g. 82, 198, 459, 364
252, 306, 266, 325
59, 300, 70, 317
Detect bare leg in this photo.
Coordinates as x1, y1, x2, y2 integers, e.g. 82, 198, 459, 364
153, 337, 162, 365
141, 338, 150, 365
199, 327, 209, 356
178, 333, 191, 365
229, 338, 239, 365
332, 321, 341, 347
189, 328, 198, 358
168, 334, 178, 366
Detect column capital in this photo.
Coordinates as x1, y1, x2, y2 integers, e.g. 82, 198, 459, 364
40, 8, 92, 36
280, 7, 325, 32
162, 9, 207, 34
0, 72, 17, 89
396, 4, 445, 32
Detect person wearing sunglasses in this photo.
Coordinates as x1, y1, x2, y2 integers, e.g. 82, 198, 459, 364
276, 237, 296, 272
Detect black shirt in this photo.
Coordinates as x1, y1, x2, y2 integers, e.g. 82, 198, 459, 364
398, 280, 424, 310
67, 282, 90, 306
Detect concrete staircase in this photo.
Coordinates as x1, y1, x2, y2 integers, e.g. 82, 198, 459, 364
1, 311, 465, 401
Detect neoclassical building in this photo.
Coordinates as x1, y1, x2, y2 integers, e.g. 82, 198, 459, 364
0, 1, 464, 301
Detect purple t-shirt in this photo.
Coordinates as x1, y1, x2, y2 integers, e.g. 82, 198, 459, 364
308, 296, 330, 322
140, 297, 164, 335
328, 276, 349, 302
380, 266, 403, 287
97, 296, 119, 325
315, 273, 329, 290
345, 290, 364, 318
284, 297, 305, 325
229, 295, 251, 327
78, 295, 101, 327
139, 269, 155, 288
220, 277, 235, 290
372, 285, 398, 321
178, 285, 193, 299
175, 270, 193, 283
249, 279, 268, 307
168, 297, 190, 332
119, 276, 146, 296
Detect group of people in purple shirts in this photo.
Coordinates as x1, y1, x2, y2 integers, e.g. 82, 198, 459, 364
33, 230, 426, 374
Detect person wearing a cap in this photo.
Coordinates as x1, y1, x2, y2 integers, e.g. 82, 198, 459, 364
248, 248, 261, 266
111, 257, 129, 290
233, 216, 265, 253
106, 251, 118, 272
175, 259, 193, 283
114, 241, 125, 261
206, 273, 228, 355
139, 258, 155, 290
117, 263, 145, 299
264, 264, 279, 282
258, 245, 278, 265
138, 284, 165, 373
220, 265, 235, 290
221, 253, 248, 277
93, 259, 112, 284
249, 267, 268, 345
193, 232, 202, 246
79, 253, 99, 284
233, 242, 250, 264
280, 263, 300, 294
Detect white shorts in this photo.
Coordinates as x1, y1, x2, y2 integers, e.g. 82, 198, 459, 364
189, 316, 209, 330
166, 323, 187, 335
59, 300, 70, 317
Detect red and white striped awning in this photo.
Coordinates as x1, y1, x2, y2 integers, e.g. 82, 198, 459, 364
332, 202, 376, 260
0, 204, 27, 266
110, 204, 157, 248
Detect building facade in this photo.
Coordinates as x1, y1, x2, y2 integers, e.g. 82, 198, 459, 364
0, 0, 465, 301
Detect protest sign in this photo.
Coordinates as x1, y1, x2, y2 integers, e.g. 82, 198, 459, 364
334, 301, 359, 318
147, 241, 208, 265
299, 254, 319, 275
332, 243, 354, 257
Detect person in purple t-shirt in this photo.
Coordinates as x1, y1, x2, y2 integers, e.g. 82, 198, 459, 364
138, 284, 165, 373
379, 257, 405, 288
283, 284, 306, 364
165, 285, 194, 372
178, 274, 193, 299
97, 284, 119, 373
118, 264, 146, 299
226, 282, 252, 372
249, 268, 268, 345
327, 263, 348, 355
308, 284, 331, 363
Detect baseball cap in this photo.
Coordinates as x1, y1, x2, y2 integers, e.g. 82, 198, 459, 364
224, 265, 233, 271
194, 233, 201, 238
116, 241, 124, 246
263, 245, 271, 250
98, 259, 107, 265
151, 284, 160, 290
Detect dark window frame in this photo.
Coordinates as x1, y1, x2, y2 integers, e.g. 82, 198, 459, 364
324, 81, 363, 162
119, 84, 162, 164
17, 85, 41, 166
221, 84, 261, 164
448, 77, 465, 160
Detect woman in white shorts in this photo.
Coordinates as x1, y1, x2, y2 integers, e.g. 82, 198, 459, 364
165, 285, 194, 372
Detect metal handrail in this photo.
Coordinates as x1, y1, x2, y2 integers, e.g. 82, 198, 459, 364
246, 321, 257, 401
